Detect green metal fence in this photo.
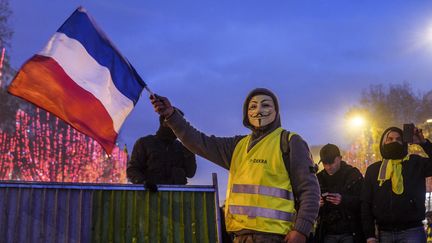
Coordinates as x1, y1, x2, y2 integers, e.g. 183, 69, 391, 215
0, 174, 222, 243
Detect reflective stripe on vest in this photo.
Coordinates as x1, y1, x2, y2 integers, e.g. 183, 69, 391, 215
232, 184, 294, 201
229, 205, 295, 221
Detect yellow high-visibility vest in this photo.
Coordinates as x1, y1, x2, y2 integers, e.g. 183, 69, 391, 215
427, 226, 432, 243
225, 127, 296, 235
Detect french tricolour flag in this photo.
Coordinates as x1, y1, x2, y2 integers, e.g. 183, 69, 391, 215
8, 7, 146, 154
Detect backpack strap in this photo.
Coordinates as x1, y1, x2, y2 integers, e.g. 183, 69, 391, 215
281, 129, 301, 209
280, 129, 295, 175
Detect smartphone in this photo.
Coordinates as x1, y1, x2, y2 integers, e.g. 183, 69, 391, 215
403, 123, 415, 143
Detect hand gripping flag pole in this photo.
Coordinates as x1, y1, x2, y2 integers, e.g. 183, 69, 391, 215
8, 7, 147, 154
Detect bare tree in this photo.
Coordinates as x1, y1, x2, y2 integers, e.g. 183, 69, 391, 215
0, 0, 30, 134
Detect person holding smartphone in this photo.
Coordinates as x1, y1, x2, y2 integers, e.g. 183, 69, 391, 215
315, 144, 364, 243
361, 126, 432, 243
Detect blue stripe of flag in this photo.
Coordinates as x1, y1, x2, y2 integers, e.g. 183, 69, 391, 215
57, 8, 145, 104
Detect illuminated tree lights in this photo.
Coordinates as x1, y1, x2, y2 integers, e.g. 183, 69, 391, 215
0, 108, 127, 183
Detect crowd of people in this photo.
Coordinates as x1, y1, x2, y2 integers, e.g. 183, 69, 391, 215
126, 87, 432, 243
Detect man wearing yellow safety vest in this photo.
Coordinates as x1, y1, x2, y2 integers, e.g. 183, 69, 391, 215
150, 88, 320, 243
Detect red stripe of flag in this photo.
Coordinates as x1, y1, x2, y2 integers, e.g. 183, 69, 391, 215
8, 55, 117, 153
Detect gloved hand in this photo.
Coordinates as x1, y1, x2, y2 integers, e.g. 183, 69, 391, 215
150, 94, 174, 118
144, 181, 158, 192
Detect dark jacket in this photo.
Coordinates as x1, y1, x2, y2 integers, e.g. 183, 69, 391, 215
316, 161, 364, 242
126, 134, 197, 185
361, 139, 432, 238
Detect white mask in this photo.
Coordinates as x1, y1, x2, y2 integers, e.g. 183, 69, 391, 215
247, 94, 276, 128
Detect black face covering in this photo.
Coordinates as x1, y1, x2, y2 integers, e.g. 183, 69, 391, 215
381, 142, 407, 159
156, 126, 177, 142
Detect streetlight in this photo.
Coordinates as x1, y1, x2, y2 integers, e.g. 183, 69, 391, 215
348, 115, 366, 129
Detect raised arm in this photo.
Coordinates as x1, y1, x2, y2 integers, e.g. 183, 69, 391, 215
412, 127, 432, 176
150, 95, 243, 169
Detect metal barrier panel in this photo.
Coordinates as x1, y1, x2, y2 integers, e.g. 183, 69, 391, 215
0, 182, 221, 243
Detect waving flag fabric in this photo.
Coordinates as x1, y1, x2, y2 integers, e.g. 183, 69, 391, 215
8, 7, 146, 154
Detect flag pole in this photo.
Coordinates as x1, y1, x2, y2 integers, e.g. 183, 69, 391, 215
143, 85, 155, 97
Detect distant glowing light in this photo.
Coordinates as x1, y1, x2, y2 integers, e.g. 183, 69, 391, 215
427, 119, 432, 123
349, 116, 366, 128
427, 25, 432, 44
413, 21, 432, 53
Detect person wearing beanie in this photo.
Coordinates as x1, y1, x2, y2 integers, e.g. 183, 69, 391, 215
361, 126, 432, 243
126, 108, 196, 191
150, 88, 320, 243
315, 144, 364, 243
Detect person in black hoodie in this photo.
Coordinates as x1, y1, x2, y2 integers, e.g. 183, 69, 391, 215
316, 144, 364, 243
361, 126, 432, 243
126, 110, 197, 190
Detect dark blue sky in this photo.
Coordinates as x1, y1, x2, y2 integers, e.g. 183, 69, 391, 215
8, 1, 432, 194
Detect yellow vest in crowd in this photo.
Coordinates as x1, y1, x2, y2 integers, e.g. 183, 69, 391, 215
225, 127, 296, 235
427, 226, 432, 243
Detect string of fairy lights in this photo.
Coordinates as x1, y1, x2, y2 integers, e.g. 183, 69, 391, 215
0, 107, 128, 183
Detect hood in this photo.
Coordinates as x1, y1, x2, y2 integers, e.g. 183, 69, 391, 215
242, 88, 281, 132
379, 126, 408, 159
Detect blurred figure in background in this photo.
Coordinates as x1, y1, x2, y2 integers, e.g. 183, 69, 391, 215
127, 110, 196, 191
316, 144, 364, 243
